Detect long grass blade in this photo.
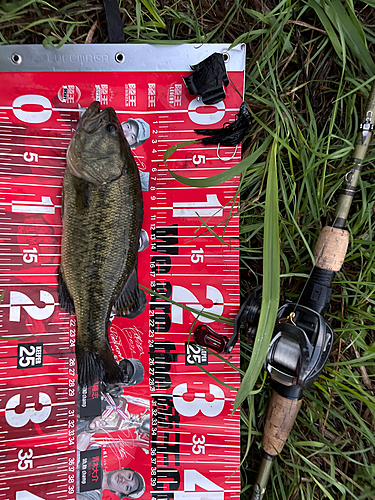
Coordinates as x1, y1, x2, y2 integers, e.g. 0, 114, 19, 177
234, 138, 280, 409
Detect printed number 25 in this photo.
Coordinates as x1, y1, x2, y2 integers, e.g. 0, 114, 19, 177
172, 383, 225, 417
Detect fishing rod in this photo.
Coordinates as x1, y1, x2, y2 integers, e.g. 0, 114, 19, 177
191, 83, 375, 496
242, 83, 375, 499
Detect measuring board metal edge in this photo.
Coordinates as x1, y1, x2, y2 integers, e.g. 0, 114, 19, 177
0, 43, 245, 500
0, 44, 246, 73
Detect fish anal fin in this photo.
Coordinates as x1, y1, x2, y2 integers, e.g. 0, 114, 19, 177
113, 269, 146, 318
76, 341, 123, 387
101, 342, 124, 384
58, 269, 75, 314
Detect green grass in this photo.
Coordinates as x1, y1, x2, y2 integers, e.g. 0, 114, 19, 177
1, 1, 375, 498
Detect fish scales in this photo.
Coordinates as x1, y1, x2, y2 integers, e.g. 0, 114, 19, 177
59, 101, 144, 387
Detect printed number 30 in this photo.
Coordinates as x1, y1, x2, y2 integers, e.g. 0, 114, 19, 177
5, 393, 52, 428
172, 383, 225, 417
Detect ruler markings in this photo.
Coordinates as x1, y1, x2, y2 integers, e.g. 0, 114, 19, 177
0, 80, 242, 496
0, 383, 74, 392
29, 479, 67, 486
0, 182, 62, 188
0, 436, 71, 447
0, 133, 70, 141
0, 173, 64, 180
0, 125, 29, 129
157, 274, 238, 277
156, 361, 237, 367
0, 166, 66, 174
0, 282, 58, 286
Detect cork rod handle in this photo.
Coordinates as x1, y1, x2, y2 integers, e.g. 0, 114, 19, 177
313, 226, 349, 272
262, 391, 302, 456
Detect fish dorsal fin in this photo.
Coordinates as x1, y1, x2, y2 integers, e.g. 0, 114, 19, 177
113, 268, 146, 318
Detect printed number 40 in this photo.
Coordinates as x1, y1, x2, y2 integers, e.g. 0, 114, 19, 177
174, 470, 224, 500
16, 493, 44, 500
172, 383, 225, 417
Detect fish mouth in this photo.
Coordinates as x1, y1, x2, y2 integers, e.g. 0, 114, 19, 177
66, 101, 123, 185
80, 101, 118, 133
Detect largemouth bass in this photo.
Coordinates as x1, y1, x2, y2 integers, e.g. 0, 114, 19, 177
59, 101, 145, 387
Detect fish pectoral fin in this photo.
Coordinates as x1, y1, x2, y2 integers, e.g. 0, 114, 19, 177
113, 269, 147, 319
58, 269, 75, 314
74, 179, 92, 210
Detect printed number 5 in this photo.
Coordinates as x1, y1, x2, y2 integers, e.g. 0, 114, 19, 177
192, 155, 205, 165
172, 383, 225, 417
5, 392, 52, 428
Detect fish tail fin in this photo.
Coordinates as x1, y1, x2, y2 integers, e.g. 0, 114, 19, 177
76, 342, 123, 387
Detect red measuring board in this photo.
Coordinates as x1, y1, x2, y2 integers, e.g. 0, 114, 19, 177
0, 44, 245, 500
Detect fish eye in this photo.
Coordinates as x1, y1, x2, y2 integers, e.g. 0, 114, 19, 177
106, 123, 117, 134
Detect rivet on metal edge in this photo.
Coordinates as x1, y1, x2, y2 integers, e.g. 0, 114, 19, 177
114, 52, 125, 64
222, 51, 230, 63
11, 54, 22, 65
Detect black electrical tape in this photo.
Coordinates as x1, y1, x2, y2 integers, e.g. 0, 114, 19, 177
102, 0, 125, 43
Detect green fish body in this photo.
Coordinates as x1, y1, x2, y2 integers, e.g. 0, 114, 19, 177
59, 102, 144, 387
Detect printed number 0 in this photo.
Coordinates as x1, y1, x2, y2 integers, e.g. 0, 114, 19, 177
188, 98, 225, 126
172, 383, 225, 417
12, 95, 52, 124
5, 392, 52, 428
